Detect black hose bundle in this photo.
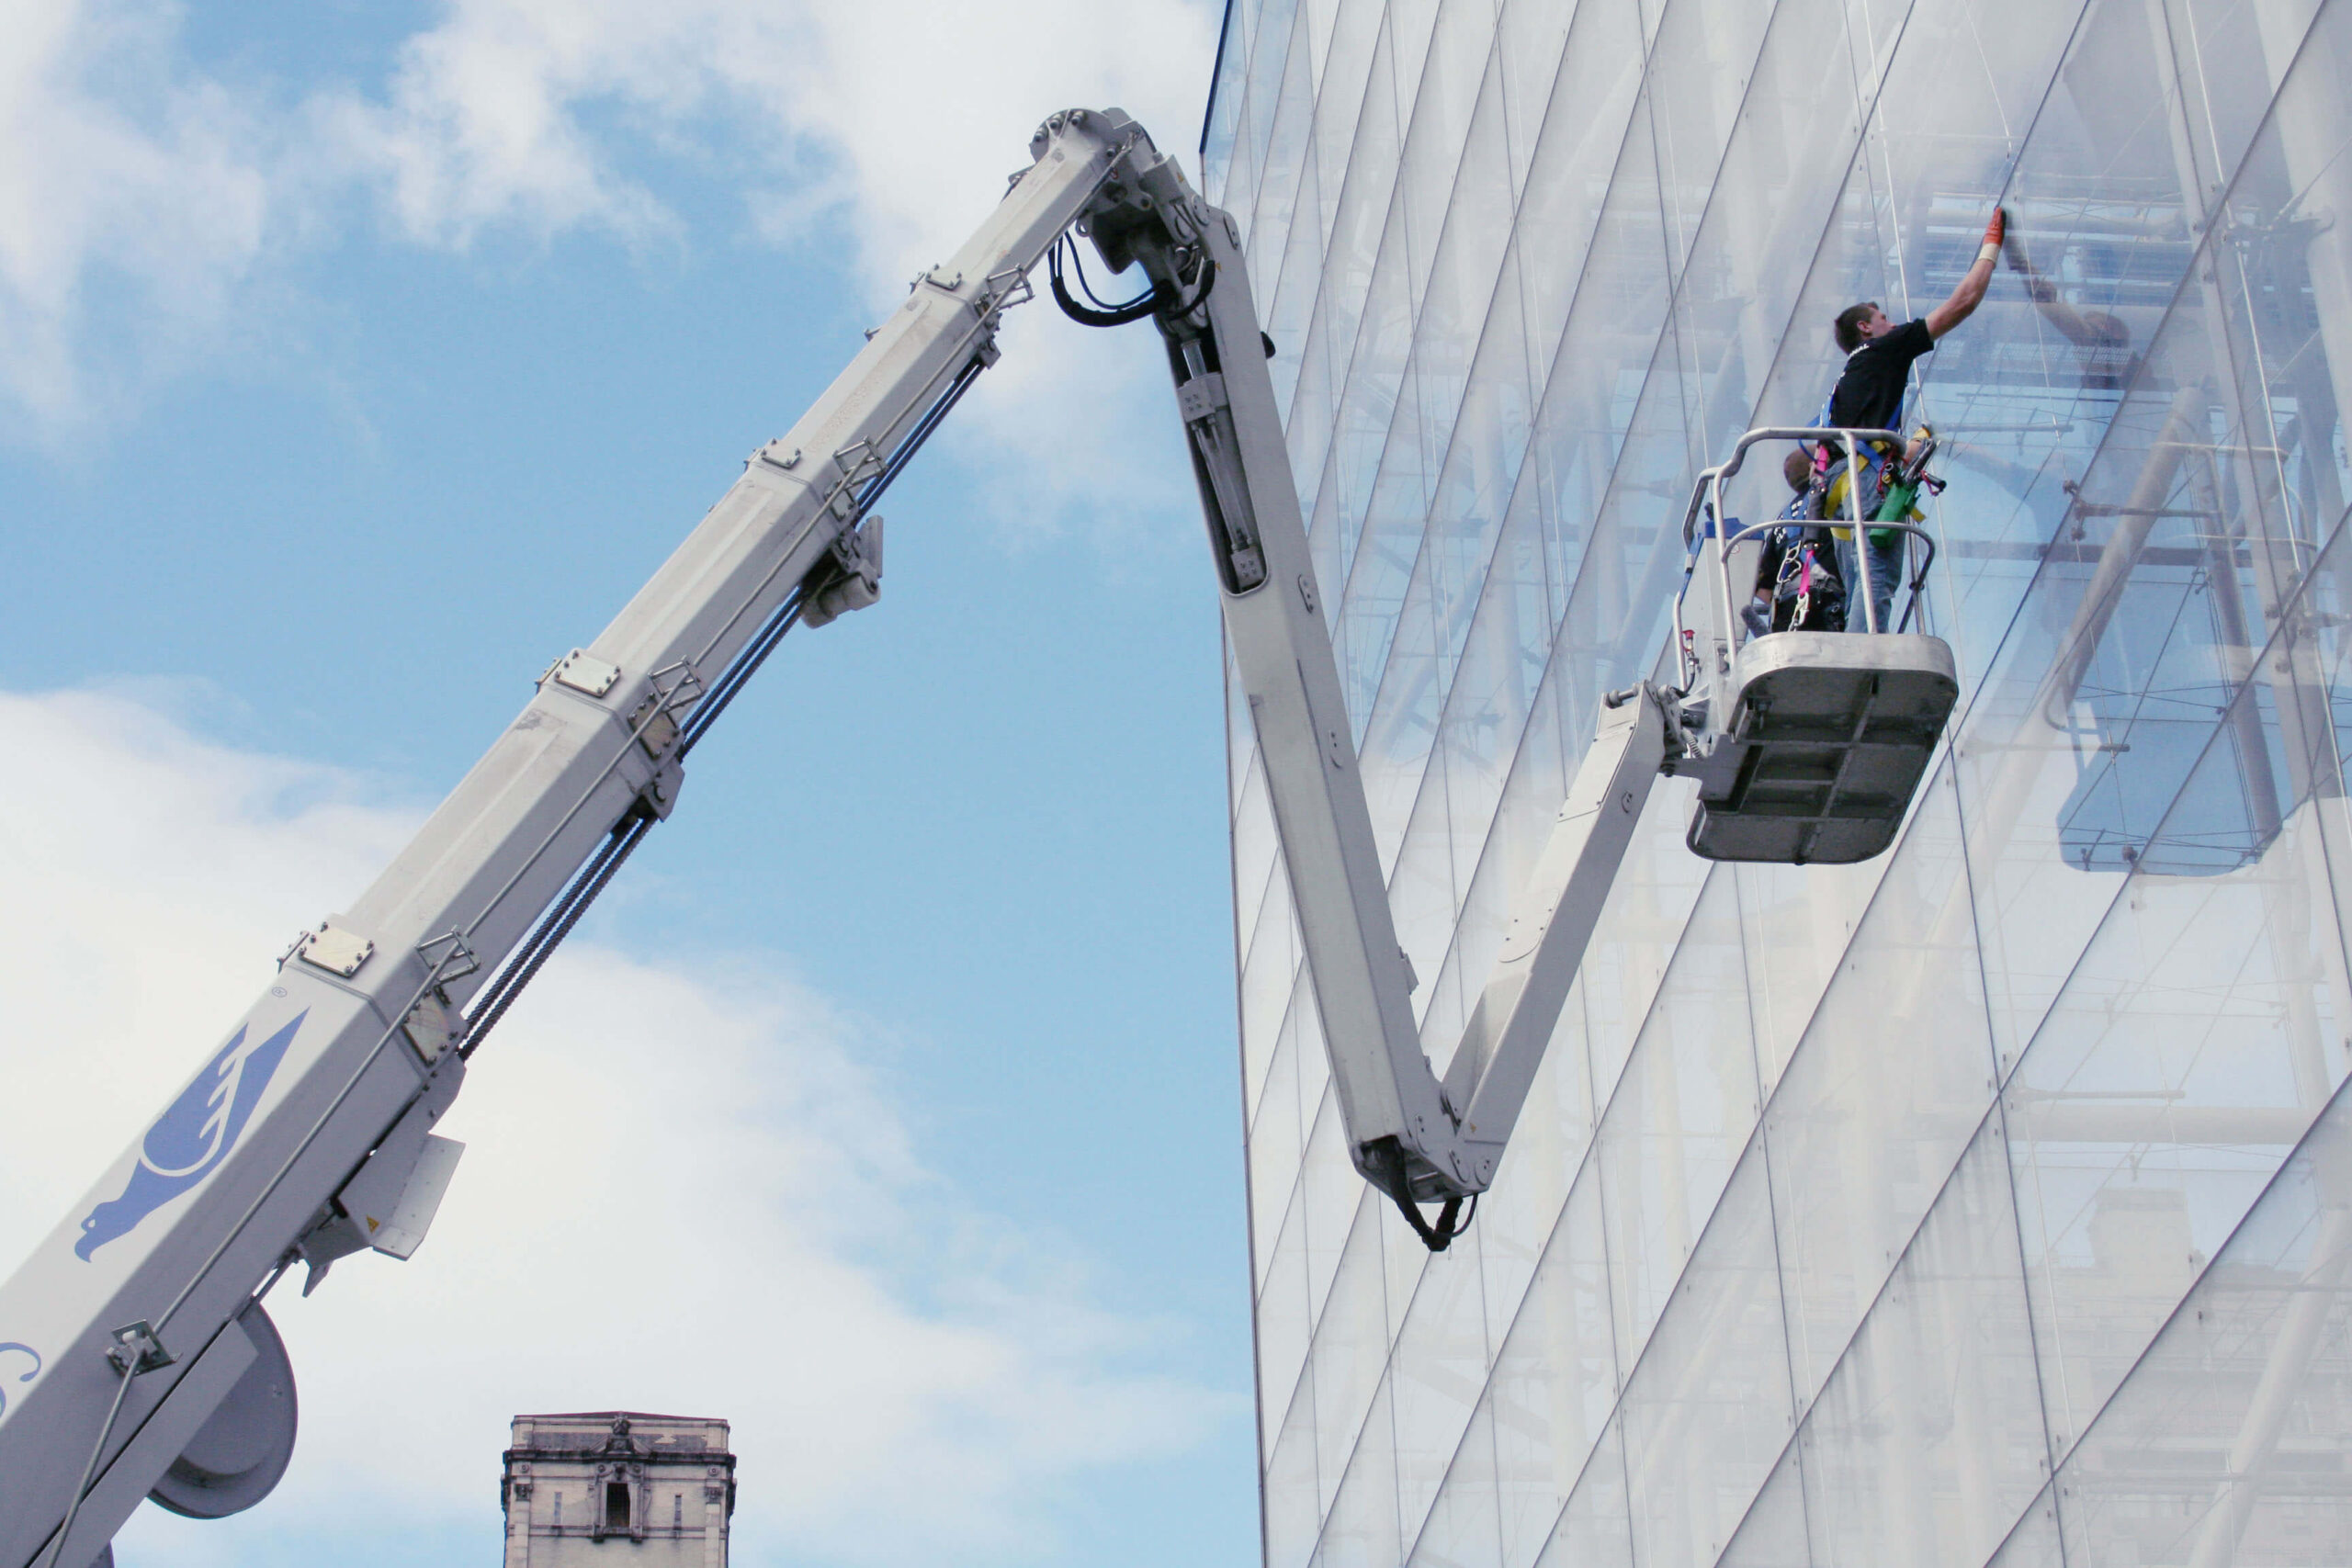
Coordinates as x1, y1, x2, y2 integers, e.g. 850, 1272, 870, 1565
1048, 234, 1216, 328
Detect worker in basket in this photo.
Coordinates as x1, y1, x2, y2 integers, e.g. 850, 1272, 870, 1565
1815, 205, 2007, 632
1745, 448, 1845, 638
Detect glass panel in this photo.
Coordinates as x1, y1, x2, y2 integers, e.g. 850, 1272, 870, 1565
1316, 169, 1423, 609
1313, 1192, 1408, 1517
1984, 1488, 2066, 1568
1254, 1001, 1311, 1283
1716, 1444, 1813, 1568
1531, 1414, 1634, 1568
1310, 0, 1391, 254
1243, 0, 1307, 252
1287, 13, 1405, 547
1491, 0, 1570, 205
2238, 1, 2352, 543
1269, 1352, 1329, 1568
2010, 591, 2352, 1456
1732, 853, 1888, 1103
1388, 1238, 1494, 1545
1268, 126, 1333, 423
1345, 46, 1524, 874
1765, 755, 2000, 1403
1379, 1178, 1442, 1348
1488, 1161, 1620, 1568
1234, 750, 1280, 959
1794, 1117, 2051, 1568
1388, 0, 1501, 328
1319, 1372, 1406, 1567
1573, 789, 1716, 1119
1473, 964, 1599, 1351
1302, 0, 1340, 92
1249, 0, 1322, 299
1202, 0, 1254, 203
1239, 856, 1304, 1114
2052, 1074, 2352, 1568
1381, 0, 1451, 172
1264, 1186, 1322, 1461
1301, 1067, 1363, 1325
1494, 77, 1673, 707
1618, 1140, 1798, 1568
1406, 1395, 1505, 1567
1596, 868, 1764, 1362
1506, 0, 1645, 380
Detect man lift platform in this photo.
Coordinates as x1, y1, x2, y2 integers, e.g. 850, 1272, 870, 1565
1672, 425, 1960, 864
0, 107, 1962, 1566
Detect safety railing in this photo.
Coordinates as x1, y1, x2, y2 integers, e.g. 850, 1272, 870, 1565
1675, 425, 1943, 683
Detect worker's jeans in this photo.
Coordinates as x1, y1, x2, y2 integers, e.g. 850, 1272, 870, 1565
1837, 530, 1905, 634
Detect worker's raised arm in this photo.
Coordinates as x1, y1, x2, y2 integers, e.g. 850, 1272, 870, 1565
1925, 207, 2006, 339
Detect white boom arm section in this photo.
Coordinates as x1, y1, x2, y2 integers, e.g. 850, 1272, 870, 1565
0, 107, 1146, 1568
0, 107, 1675, 1563
1102, 149, 1673, 1242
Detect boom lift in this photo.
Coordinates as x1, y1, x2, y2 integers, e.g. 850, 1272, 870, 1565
0, 108, 1957, 1566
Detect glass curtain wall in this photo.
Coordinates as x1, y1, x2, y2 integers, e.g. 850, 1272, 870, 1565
1202, 0, 2352, 1564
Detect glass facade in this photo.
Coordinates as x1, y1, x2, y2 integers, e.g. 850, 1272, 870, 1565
1201, 1, 2352, 1564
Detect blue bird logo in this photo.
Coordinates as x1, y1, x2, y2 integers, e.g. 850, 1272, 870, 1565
76, 1012, 305, 1261
0, 1343, 38, 1417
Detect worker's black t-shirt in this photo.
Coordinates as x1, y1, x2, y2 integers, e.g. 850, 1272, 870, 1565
1828, 318, 1935, 435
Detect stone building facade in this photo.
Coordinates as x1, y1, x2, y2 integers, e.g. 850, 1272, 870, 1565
501, 1412, 735, 1568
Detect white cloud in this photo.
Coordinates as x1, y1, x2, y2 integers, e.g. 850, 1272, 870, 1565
0, 685, 1230, 1566
322, 0, 1221, 544
329, 0, 1214, 285
0, 0, 275, 427
4, 0, 1222, 542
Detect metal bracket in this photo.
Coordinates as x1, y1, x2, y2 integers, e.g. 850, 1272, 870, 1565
414, 931, 481, 987
831, 440, 886, 484
802, 516, 885, 629
628, 661, 705, 760
105, 1321, 172, 1377
298, 922, 374, 979
978, 266, 1035, 319
551, 649, 621, 698
824, 440, 887, 521
1176, 373, 1229, 423
754, 443, 803, 473
635, 758, 686, 820
401, 993, 457, 1064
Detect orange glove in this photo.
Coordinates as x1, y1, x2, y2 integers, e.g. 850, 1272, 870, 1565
1978, 207, 2007, 263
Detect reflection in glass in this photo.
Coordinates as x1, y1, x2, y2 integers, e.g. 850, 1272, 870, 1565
1208, 0, 2352, 1559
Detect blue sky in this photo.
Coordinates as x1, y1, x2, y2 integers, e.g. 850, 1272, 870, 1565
0, 3, 1258, 1564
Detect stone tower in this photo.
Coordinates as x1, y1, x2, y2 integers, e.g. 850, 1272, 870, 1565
501, 1412, 734, 1567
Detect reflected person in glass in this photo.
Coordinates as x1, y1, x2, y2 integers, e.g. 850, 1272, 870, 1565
1822, 207, 2007, 632
2003, 228, 2141, 392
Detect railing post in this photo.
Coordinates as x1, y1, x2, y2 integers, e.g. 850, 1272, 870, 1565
1712, 471, 1740, 662
1845, 432, 1880, 635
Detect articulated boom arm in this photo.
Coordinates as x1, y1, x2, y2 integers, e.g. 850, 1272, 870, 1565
0, 106, 1667, 1566
1086, 152, 1674, 1244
